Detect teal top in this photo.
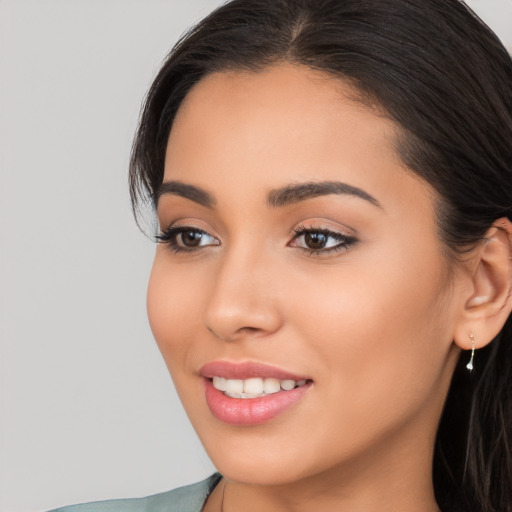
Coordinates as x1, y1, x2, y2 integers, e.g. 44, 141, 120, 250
49, 474, 222, 512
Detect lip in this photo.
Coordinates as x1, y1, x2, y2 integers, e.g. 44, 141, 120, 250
199, 360, 310, 381
200, 361, 312, 426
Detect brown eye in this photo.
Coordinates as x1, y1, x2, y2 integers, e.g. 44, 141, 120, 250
289, 227, 357, 255
179, 230, 204, 247
304, 232, 327, 250
156, 226, 220, 252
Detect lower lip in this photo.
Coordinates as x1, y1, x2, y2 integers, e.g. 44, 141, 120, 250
204, 379, 312, 426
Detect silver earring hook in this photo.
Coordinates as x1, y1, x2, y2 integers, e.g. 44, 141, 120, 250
466, 331, 475, 372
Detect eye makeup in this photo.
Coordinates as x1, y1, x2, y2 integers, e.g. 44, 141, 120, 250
289, 223, 358, 256
156, 225, 220, 253
156, 221, 358, 258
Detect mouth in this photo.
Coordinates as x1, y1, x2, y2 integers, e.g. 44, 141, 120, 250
211, 376, 309, 399
200, 361, 313, 425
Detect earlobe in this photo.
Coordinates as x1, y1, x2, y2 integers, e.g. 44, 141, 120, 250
454, 218, 512, 351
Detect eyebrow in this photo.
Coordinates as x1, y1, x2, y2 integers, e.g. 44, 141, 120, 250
156, 179, 381, 210
156, 181, 216, 208
267, 181, 382, 208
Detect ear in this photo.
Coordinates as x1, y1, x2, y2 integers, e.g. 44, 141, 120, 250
453, 217, 512, 351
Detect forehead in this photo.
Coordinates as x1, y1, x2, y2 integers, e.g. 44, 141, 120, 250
174, 63, 381, 124
167, 65, 399, 171
173, 64, 391, 140
163, 63, 433, 218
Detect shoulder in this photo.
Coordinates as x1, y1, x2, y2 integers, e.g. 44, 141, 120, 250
49, 473, 222, 512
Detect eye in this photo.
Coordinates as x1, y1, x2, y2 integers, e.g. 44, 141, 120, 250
289, 225, 357, 255
156, 225, 220, 252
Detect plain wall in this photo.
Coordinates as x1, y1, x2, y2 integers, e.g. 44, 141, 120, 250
0, 1, 510, 511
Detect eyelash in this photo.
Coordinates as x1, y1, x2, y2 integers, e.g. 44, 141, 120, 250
155, 225, 219, 253
156, 224, 357, 256
290, 223, 357, 256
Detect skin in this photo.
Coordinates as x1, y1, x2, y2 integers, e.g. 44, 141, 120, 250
147, 64, 512, 512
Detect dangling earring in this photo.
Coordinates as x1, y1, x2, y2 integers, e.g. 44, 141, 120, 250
466, 331, 475, 372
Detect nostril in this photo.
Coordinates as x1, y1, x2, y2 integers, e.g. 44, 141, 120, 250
207, 324, 268, 341
204, 290, 282, 341
239, 326, 260, 334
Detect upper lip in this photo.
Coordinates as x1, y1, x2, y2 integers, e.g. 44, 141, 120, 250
200, 361, 311, 381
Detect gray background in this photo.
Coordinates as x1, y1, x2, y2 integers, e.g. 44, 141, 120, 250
0, 1, 510, 511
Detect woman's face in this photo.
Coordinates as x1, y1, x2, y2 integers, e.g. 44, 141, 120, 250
147, 64, 464, 485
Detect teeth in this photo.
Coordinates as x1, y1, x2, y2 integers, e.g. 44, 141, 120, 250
263, 378, 281, 394
224, 379, 243, 394
243, 378, 263, 394
212, 376, 307, 398
280, 379, 296, 391
213, 376, 227, 391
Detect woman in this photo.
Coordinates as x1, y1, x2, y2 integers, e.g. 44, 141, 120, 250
53, 0, 512, 511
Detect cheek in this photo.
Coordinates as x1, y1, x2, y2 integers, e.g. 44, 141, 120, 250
146, 254, 203, 372
288, 247, 454, 424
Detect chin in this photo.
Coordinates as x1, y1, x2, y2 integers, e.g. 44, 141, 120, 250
193, 419, 334, 487
212, 455, 309, 486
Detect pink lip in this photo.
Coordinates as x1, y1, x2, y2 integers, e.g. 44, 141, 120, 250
200, 360, 310, 381
200, 361, 312, 426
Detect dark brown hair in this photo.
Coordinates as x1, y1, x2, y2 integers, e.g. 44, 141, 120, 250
129, 1, 512, 510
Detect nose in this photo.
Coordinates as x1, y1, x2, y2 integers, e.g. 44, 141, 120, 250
204, 245, 282, 342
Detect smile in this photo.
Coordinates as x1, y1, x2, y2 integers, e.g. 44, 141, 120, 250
200, 361, 313, 425
212, 376, 308, 399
